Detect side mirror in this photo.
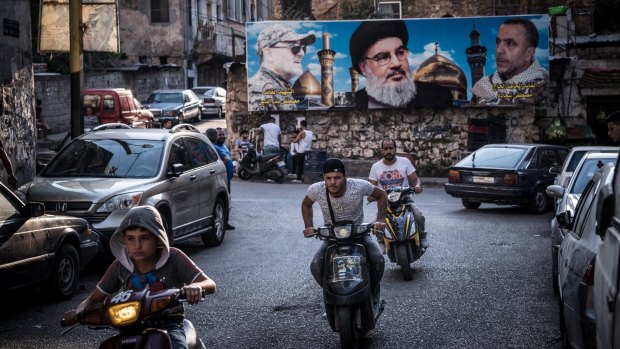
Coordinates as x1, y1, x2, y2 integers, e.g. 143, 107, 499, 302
167, 163, 184, 178
27, 202, 45, 217
549, 165, 561, 175
595, 182, 614, 237
546, 185, 565, 199
556, 210, 573, 230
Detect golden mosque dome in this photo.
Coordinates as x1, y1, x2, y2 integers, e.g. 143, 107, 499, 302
293, 70, 321, 97
413, 54, 468, 100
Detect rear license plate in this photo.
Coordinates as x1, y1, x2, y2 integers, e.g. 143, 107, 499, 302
332, 256, 361, 281
473, 176, 494, 184
277, 161, 285, 167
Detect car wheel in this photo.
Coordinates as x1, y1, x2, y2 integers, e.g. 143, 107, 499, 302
461, 198, 481, 209
44, 244, 79, 300
201, 198, 226, 247
528, 187, 549, 214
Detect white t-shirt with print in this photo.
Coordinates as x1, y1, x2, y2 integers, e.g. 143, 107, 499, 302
368, 156, 416, 190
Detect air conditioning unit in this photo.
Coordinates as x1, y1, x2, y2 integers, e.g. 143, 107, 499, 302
377, 1, 402, 19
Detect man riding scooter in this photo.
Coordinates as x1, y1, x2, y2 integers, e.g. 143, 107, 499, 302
368, 138, 428, 249
301, 158, 387, 301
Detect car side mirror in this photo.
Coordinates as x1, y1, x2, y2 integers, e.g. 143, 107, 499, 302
546, 185, 565, 199
595, 182, 614, 237
167, 163, 184, 178
27, 202, 45, 217
549, 165, 561, 175
556, 210, 573, 230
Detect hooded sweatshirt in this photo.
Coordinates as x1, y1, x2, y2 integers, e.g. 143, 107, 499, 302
96, 206, 206, 295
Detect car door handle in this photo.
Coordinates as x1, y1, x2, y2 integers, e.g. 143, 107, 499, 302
210, 169, 215, 174
190, 175, 197, 181
607, 293, 615, 312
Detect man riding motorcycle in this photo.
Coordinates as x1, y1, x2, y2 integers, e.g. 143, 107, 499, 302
301, 158, 387, 299
368, 138, 428, 248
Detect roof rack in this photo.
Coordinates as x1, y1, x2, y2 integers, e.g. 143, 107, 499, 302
171, 123, 200, 133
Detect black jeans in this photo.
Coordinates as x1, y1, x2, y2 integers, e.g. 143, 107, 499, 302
294, 152, 305, 180
310, 235, 385, 292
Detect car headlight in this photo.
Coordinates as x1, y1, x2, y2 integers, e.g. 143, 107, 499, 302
108, 301, 140, 326
333, 225, 351, 239
387, 191, 401, 203
163, 110, 177, 117
96, 192, 143, 213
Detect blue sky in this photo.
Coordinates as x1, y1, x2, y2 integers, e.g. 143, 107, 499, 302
246, 15, 549, 100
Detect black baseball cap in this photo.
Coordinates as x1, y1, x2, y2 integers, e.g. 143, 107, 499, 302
323, 158, 346, 174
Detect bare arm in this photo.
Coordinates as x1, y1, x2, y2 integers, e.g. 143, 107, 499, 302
293, 130, 306, 143
301, 195, 315, 237
407, 171, 423, 194
367, 179, 379, 202
63, 288, 107, 325
182, 273, 216, 304
369, 186, 388, 222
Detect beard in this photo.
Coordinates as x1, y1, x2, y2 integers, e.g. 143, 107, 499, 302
364, 66, 417, 107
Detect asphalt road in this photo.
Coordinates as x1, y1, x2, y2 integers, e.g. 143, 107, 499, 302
0, 181, 563, 349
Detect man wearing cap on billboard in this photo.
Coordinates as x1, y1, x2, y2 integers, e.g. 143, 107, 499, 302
301, 158, 387, 300
248, 24, 316, 111
472, 18, 549, 106
606, 111, 620, 144
349, 20, 453, 111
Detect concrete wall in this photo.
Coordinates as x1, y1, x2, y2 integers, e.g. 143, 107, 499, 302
226, 64, 538, 177
1, 0, 36, 187
34, 70, 184, 133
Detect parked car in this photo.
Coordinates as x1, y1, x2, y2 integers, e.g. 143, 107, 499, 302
593, 152, 620, 349
550, 146, 618, 188
83, 88, 154, 127
445, 144, 569, 213
144, 89, 202, 125
191, 86, 226, 119
0, 181, 98, 299
19, 124, 231, 255
555, 161, 615, 349
546, 152, 618, 293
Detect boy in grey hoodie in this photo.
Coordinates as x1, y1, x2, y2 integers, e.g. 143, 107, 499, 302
64, 205, 216, 349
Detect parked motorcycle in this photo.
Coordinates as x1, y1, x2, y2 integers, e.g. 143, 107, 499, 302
383, 186, 426, 281
311, 222, 385, 349
237, 142, 287, 183
61, 288, 206, 349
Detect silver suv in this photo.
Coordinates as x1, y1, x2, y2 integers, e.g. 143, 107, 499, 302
19, 124, 230, 253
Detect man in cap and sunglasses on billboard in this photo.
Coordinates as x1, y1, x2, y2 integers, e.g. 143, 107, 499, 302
248, 24, 316, 111
349, 20, 453, 111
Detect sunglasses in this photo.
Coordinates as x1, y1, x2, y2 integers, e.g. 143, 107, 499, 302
365, 47, 409, 66
269, 43, 307, 55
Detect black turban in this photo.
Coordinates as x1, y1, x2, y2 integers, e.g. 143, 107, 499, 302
349, 20, 409, 74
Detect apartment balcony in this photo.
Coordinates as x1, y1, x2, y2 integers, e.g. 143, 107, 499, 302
194, 22, 246, 65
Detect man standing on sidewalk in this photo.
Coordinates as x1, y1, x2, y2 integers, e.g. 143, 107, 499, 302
291, 120, 312, 183
368, 138, 428, 248
206, 128, 235, 230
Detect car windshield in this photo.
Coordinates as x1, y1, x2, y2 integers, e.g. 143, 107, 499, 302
147, 92, 183, 104
570, 157, 616, 194
564, 150, 587, 173
42, 138, 164, 178
457, 147, 527, 169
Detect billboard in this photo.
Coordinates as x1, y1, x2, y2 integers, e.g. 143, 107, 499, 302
245, 15, 549, 112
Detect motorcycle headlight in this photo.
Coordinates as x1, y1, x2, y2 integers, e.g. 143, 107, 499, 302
108, 301, 140, 326
387, 191, 401, 203
96, 192, 143, 213
333, 226, 351, 239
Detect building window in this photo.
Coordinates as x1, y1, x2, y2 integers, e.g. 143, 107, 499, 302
151, 0, 170, 23
227, 0, 246, 22
377, 1, 402, 19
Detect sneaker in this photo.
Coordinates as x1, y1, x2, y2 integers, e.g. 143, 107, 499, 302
286, 173, 297, 178
291, 179, 302, 183
266, 179, 275, 183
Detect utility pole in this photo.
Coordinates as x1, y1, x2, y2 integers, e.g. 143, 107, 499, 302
69, 0, 84, 139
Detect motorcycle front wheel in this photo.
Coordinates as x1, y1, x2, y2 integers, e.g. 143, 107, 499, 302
238, 168, 252, 180
396, 244, 413, 281
337, 306, 359, 349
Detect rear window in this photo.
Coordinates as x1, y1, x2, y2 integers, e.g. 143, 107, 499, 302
456, 147, 527, 169
42, 138, 164, 178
